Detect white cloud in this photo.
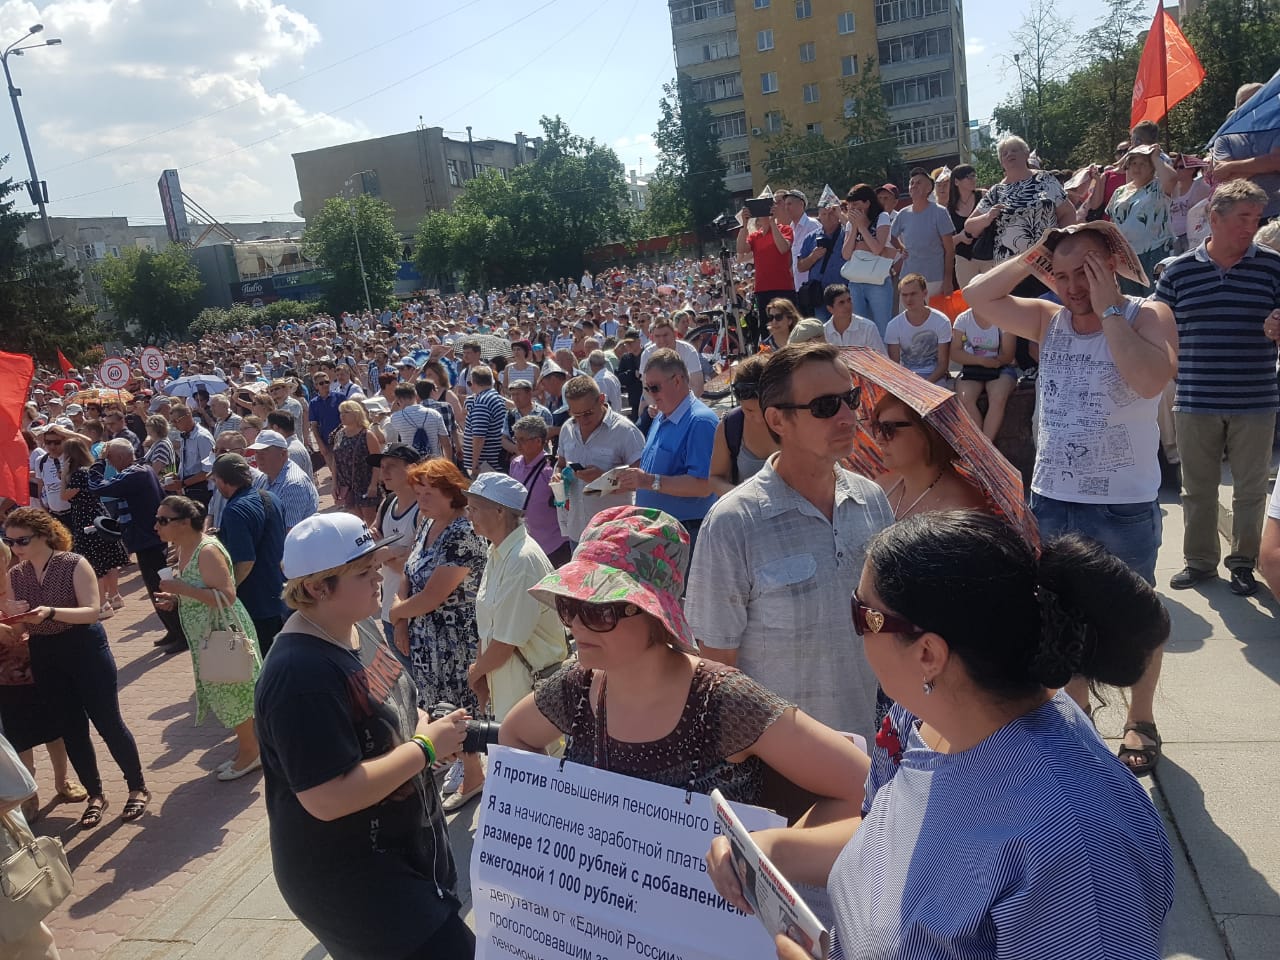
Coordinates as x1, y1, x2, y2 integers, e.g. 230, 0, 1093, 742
966, 37, 986, 56
0, 0, 365, 219
613, 132, 659, 173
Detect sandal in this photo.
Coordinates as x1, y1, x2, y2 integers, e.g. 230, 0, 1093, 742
56, 781, 88, 803
80, 797, 108, 829
121, 790, 151, 822
1118, 722, 1162, 777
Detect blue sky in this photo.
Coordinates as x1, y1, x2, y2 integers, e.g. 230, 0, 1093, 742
0, 0, 1145, 225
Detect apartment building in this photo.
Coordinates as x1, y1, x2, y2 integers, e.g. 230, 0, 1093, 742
667, 0, 970, 197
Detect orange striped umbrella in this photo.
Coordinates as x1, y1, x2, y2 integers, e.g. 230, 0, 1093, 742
838, 346, 1040, 549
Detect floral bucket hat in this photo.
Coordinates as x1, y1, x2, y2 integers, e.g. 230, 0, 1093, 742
528, 505, 696, 653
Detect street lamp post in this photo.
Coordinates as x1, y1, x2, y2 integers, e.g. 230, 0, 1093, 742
1011, 53, 1029, 143
3, 24, 62, 250
343, 171, 373, 314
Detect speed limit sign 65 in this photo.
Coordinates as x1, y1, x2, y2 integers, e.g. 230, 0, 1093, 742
140, 347, 166, 379
99, 357, 131, 389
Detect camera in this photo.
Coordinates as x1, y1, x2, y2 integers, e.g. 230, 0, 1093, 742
431, 701, 501, 754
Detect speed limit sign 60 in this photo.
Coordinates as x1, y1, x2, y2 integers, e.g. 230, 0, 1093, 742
140, 347, 166, 379
99, 357, 131, 389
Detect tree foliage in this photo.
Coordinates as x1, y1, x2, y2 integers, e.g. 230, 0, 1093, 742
645, 77, 730, 238
93, 244, 203, 342
302, 194, 400, 313
761, 61, 902, 195
0, 160, 100, 363
188, 299, 323, 338
413, 206, 515, 291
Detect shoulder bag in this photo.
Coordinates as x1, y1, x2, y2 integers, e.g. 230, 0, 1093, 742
199, 588, 255, 684
797, 231, 841, 313
0, 813, 73, 943
841, 249, 894, 286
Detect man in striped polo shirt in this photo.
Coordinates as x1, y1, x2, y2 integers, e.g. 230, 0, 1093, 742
462, 366, 507, 476
1155, 180, 1280, 597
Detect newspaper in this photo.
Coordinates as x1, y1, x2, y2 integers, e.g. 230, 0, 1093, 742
711, 789, 830, 960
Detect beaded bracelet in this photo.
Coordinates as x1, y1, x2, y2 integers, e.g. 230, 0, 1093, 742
411, 734, 437, 766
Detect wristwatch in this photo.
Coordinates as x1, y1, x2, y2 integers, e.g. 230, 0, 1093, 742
650, 474, 662, 492
1101, 303, 1126, 320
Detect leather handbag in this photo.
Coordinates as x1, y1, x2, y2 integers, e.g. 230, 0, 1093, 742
199, 591, 255, 685
0, 813, 73, 943
840, 250, 894, 286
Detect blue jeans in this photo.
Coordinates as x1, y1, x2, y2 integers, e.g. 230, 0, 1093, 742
383, 620, 413, 671
849, 277, 894, 339
1030, 493, 1161, 586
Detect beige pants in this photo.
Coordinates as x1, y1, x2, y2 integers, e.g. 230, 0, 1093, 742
7, 922, 61, 960
1176, 410, 1276, 570
1156, 381, 1178, 464
955, 257, 994, 288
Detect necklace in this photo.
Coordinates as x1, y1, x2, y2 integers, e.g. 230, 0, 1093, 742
297, 613, 358, 651
893, 470, 945, 520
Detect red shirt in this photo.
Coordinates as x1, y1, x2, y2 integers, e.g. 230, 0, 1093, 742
748, 223, 795, 293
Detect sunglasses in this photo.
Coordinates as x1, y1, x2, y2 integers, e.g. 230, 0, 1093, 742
154, 516, 179, 526
1, 535, 34, 547
870, 418, 915, 441
852, 592, 919, 637
767, 312, 786, 321
554, 596, 643, 632
770, 387, 861, 419
644, 376, 676, 395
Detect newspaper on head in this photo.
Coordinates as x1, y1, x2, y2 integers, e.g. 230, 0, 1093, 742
711, 788, 830, 960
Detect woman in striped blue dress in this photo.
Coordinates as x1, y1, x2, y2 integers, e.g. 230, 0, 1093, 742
708, 511, 1174, 960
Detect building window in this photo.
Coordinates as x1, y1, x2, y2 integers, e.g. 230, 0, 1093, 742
890, 112, 958, 146
762, 72, 778, 94
447, 159, 461, 186
806, 122, 824, 136
881, 70, 955, 107
669, 0, 735, 26
838, 11, 856, 33
874, 0, 947, 25
755, 0, 770, 7
844, 96, 858, 118
725, 149, 752, 175
803, 82, 820, 103
709, 111, 749, 140
799, 41, 816, 62
765, 110, 784, 133
795, 0, 813, 19
878, 27, 952, 65
841, 54, 858, 76
757, 29, 774, 51
689, 72, 744, 103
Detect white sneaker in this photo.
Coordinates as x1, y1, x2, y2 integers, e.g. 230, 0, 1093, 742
441, 759, 463, 795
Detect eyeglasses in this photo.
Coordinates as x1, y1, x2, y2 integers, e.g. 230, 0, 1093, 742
554, 596, 643, 632
315, 379, 330, 385
770, 387, 861, 419
767, 312, 786, 321
644, 376, 677, 395
1, 535, 34, 547
870, 418, 915, 441
154, 516, 178, 526
852, 591, 920, 637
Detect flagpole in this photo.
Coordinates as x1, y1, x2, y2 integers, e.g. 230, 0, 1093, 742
1156, 1, 1169, 141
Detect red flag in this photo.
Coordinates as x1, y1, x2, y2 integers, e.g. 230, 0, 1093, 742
1131, 4, 1205, 128
56, 349, 74, 375
0, 351, 35, 508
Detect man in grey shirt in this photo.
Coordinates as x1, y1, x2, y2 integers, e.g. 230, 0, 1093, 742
687, 343, 893, 740
890, 168, 956, 297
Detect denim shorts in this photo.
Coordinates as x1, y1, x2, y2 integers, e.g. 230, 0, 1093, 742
1030, 493, 1161, 586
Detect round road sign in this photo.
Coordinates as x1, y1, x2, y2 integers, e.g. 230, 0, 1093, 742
98, 357, 131, 389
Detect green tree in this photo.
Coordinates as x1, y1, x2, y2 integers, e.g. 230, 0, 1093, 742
645, 77, 730, 239
0, 161, 100, 363
413, 208, 515, 290
302, 194, 400, 313
94, 244, 203, 342
761, 61, 902, 195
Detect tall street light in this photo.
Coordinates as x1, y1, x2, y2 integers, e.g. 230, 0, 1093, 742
3, 23, 62, 250
1011, 53, 1029, 144
342, 171, 373, 314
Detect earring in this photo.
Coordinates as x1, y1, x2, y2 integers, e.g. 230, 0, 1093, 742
922, 680, 934, 695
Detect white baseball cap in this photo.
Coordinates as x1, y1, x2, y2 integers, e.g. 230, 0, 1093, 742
281, 513, 401, 580
466, 472, 528, 512
246, 429, 288, 451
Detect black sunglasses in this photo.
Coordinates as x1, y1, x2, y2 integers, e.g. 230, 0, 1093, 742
870, 418, 915, 441
1, 535, 34, 547
554, 596, 642, 632
644, 376, 676, 395
852, 591, 920, 637
154, 516, 179, 526
770, 387, 861, 419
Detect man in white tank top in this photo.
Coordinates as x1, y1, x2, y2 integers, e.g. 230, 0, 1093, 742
964, 224, 1178, 779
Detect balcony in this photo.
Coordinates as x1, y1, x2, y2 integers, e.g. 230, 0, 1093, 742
670, 0, 737, 41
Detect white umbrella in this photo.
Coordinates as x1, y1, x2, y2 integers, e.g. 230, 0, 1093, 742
163, 374, 229, 397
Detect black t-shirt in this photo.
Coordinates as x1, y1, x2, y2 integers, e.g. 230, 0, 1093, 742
254, 619, 459, 959
618, 353, 642, 411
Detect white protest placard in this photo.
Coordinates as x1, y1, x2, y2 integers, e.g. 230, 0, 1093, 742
98, 357, 130, 389
473, 746, 784, 960
139, 347, 166, 379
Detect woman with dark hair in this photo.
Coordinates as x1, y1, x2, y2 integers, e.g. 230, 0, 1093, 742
708, 511, 1175, 959
2, 507, 149, 827
841, 183, 897, 336
870, 395, 986, 519
60, 436, 129, 619
763, 298, 802, 349
153, 495, 262, 780
947, 163, 989, 286
502, 340, 541, 394
708, 354, 779, 493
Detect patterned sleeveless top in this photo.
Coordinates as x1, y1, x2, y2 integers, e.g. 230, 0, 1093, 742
9, 552, 83, 636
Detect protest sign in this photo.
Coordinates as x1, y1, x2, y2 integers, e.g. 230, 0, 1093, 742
473, 746, 784, 960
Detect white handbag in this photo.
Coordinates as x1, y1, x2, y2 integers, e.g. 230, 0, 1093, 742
199, 591, 255, 685
840, 250, 894, 286
0, 813, 73, 943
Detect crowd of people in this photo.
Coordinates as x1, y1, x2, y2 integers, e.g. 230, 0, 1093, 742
2, 78, 1279, 959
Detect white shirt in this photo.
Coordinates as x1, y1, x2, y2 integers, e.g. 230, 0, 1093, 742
884, 309, 953, 378
640, 339, 702, 382
379, 495, 420, 622
39, 454, 68, 512
384, 403, 448, 457
556, 407, 647, 542
790, 213, 823, 288
825, 315, 887, 354
592, 368, 623, 412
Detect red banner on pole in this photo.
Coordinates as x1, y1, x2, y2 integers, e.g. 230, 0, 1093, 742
56, 350, 75, 375
0, 351, 35, 508
1131, 3, 1205, 128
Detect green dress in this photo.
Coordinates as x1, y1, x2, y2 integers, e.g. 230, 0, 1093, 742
178, 537, 261, 728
